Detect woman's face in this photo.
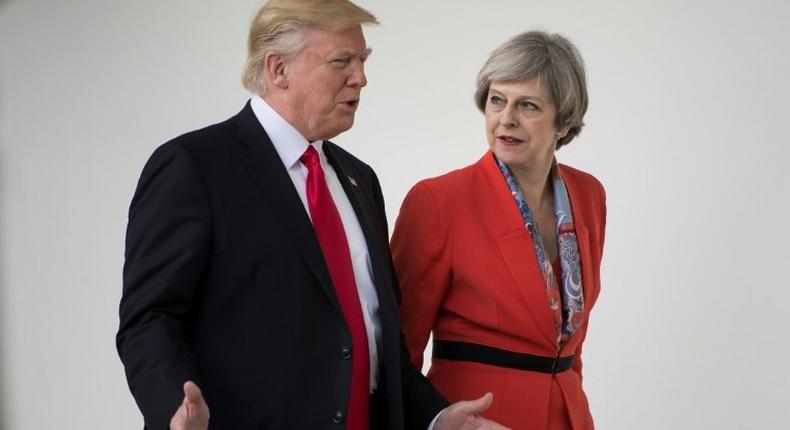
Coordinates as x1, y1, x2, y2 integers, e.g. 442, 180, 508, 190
485, 78, 563, 171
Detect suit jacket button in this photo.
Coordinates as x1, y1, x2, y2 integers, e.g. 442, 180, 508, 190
332, 410, 345, 424
341, 347, 352, 360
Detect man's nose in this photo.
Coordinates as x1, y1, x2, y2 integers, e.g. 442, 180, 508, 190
347, 62, 367, 88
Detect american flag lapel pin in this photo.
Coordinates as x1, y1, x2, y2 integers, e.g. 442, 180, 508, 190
348, 176, 358, 187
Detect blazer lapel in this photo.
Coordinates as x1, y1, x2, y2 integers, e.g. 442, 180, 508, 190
478, 153, 560, 347
560, 165, 598, 310
231, 102, 339, 308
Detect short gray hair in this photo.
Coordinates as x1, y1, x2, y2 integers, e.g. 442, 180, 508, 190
475, 31, 588, 149
241, 0, 379, 96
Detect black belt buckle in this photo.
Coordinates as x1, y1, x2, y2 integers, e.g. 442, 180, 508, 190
551, 355, 560, 374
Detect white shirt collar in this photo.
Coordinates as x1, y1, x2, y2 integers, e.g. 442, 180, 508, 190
249, 94, 325, 169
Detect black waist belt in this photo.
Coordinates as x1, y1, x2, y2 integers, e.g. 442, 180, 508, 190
432, 340, 575, 374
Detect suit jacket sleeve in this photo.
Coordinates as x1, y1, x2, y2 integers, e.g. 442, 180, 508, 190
117, 143, 210, 429
368, 171, 449, 429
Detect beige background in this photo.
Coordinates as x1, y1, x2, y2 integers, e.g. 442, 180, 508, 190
1, 0, 788, 428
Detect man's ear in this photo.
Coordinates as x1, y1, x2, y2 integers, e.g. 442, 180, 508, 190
264, 53, 288, 89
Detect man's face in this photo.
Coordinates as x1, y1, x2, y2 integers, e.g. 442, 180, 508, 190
280, 26, 370, 142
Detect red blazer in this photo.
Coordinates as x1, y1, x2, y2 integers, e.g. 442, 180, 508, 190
391, 152, 606, 430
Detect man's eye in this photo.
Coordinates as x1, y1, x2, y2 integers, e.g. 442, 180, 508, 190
332, 58, 350, 66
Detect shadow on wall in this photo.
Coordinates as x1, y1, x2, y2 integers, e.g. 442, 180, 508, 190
0, 78, 7, 430
0, 0, 13, 421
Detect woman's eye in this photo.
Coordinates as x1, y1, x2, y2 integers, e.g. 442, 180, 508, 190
520, 101, 539, 110
489, 95, 504, 105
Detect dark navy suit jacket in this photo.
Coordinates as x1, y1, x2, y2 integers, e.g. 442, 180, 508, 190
117, 102, 447, 429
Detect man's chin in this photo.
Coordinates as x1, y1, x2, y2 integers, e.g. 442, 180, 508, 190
313, 120, 354, 141
331, 117, 355, 137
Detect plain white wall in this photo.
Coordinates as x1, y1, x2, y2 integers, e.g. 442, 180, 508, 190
1, 0, 788, 428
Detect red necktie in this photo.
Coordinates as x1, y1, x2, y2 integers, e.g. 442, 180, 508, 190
300, 145, 370, 430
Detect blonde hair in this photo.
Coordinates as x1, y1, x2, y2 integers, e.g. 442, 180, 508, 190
475, 31, 588, 149
241, 0, 379, 96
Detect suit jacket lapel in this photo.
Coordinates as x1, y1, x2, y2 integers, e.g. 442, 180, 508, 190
323, 143, 399, 314
478, 153, 560, 347
231, 102, 339, 308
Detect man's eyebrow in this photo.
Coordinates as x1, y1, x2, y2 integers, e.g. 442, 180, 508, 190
335, 47, 372, 58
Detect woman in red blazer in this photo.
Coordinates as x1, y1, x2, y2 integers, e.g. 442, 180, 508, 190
391, 31, 605, 430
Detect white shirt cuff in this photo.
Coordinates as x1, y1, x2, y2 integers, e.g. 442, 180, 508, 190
427, 407, 447, 430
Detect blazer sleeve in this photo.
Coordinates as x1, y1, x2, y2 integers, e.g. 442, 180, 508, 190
116, 143, 211, 429
572, 338, 586, 380
599, 182, 607, 255
391, 181, 452, 369
574, 178, 608, 380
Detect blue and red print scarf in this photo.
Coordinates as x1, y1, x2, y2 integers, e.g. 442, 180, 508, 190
496, 157, 585, 346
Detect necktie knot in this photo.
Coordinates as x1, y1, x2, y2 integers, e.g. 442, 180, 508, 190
300, 145, 320, 170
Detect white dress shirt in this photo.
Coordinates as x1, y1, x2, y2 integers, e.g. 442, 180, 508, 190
250, 95, 382, 393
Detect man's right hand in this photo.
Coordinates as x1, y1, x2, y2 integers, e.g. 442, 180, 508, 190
169, 381, 210, 430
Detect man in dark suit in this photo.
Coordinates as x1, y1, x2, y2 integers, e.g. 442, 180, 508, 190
117, 1, 509, 429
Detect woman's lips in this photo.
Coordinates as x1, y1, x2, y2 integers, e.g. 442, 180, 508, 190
497, 135, 524, 145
